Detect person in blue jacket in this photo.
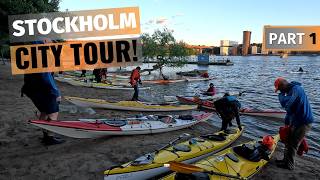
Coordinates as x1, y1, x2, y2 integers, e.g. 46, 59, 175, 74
21, 38, 64, 145
274, 77, 313, 170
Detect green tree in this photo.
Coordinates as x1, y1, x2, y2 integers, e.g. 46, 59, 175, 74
141, 28, 191, 78
0, 0, 60, 57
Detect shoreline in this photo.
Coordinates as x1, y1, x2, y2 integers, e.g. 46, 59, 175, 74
0, 63, 319, 179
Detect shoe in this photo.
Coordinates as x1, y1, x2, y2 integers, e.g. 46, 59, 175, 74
42, 136, 65, 146
276, 163, 294, 170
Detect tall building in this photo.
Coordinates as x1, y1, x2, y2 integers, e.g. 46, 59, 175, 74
242, 31, 251, 56
220, 40, 238, 56
251, 46, 258, 55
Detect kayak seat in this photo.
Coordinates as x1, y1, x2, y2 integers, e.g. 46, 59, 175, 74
175, 172, 210, 180
178, 115, 194, 120
226, 153, 239, 162
200, 134, 226, 141
189, 138, 206, 145
160, 117, 176, 124
233, 143, 271, 162
103, 120, 127, 127
173, 144, 191, 152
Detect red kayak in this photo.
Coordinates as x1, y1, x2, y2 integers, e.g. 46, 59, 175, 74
177, 96, 286, 119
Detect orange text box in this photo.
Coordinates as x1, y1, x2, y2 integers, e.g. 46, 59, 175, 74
11, 38, 141, 75
263, 26, 320, 51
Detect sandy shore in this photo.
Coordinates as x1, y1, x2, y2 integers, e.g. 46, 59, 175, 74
0, 63, 319, 180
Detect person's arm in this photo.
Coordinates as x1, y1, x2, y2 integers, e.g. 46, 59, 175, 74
278, 88, 298, 113
234, 108, 241, 130
43, 73, 60, 97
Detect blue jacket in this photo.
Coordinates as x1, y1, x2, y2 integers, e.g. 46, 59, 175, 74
23, 73, 60, 98
278, 81, 313, 127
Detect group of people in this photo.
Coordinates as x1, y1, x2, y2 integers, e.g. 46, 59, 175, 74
22, 62, 314, 171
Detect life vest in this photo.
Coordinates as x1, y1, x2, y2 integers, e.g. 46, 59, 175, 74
130, 69, 140, 86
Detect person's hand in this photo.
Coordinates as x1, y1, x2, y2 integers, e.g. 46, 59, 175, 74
56, 96, 62, 103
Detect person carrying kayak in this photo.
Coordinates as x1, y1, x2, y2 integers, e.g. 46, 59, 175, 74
274, 77, 313, 170
214, 93, 242, 131
130, 66, 142, 101
203, 83, 216, 96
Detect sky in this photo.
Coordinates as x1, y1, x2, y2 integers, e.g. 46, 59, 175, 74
59, 0, 320, 46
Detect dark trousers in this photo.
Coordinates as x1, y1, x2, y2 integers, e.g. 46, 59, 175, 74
132, 85, 139, 101
284, 124, 311, 169
221, 118, 233, 131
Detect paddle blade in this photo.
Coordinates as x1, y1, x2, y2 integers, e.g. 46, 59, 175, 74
165, 161, 205, 174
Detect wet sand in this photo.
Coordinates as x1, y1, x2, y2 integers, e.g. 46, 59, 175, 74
0, 63, 319, 180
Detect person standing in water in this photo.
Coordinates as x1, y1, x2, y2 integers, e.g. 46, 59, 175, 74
274, 77, 313, 170
130, 67, 142, 101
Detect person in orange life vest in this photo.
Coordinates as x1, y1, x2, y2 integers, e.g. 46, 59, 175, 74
130, 67, 142, 101
274, 77, 313, 170
203, 83, 216, 96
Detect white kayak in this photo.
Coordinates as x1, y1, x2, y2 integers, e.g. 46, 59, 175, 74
289, 71, 308, 74
65, 96, 198, 112
29, 113, 213, 138
55, 76, 150, 90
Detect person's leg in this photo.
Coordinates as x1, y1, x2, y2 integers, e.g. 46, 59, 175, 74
132, 85, 138, 101
42, 96, 65, 145
221, 118, 229, 131
284, 124, 311, 170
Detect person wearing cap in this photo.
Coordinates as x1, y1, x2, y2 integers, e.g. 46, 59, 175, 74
274, 77, 313, 170
130, 66, 142, 101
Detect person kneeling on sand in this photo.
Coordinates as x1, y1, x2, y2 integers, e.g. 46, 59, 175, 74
214, 93, 242, 131
274, 77, 313, 170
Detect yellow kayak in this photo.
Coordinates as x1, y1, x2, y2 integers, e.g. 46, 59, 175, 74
162, 134, 279, 180
65, 96, 198, 112
104, 127, 244, 180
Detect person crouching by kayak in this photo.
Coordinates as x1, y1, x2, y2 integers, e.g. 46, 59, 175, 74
21, 72, 64, 145
203, 83, 216, 96
130, 67, 142, 101
214, 93, 242, 131
274, 77, 313, 170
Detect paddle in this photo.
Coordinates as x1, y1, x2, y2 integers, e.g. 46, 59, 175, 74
165, 161, 247, 180
155, 133, 191, 153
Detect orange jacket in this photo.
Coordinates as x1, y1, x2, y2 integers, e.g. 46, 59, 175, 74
130, 69, 140, 86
